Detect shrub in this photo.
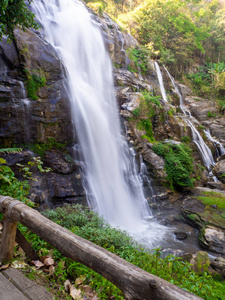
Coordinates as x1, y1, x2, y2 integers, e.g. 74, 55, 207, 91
152, 142, 194, 190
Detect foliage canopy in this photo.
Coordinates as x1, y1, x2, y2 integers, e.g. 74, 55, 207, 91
0, 0, 37, 40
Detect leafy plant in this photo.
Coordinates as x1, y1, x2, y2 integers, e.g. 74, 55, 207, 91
18, 204, 225, 300
152, 142, 194, 190
24, 69, 46, 100
0, 0, 38, 41
127, 46, 151, 74
0, 158, 33, 207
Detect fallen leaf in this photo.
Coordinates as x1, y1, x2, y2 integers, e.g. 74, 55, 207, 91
64, 279, 71, 293
44, 257, 54, 266
80, 285, 92, 293
0, 264, 10, 271
17, 247, 26, 259
70, 286, 82, 300
12, 260, 28, 269
33, 260, 45, 269
49, 265, 55, 276
75, 275, 86, 286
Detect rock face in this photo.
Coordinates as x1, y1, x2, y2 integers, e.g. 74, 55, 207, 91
182, 188, 225, 255
0, 29, 73, 147
213, 159, 225, 183
0, 27, 83, 207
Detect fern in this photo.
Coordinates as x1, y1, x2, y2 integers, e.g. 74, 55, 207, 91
0, 148, 23, 154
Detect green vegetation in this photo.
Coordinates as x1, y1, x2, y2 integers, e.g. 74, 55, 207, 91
28, 137, 68, 158
0, 157, 34, 207
187, 61, 225, 101
130, 91, 162, 142
127, 46, 151, 74
0, 0, 38, 41
197, 191, 225, 211
25, 69, 46, 100
152, 142, 194, 190
16, 204, 225, 300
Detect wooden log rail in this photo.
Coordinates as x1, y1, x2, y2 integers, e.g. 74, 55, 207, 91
0, 196, 203, 300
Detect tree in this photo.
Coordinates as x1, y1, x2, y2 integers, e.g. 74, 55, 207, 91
0, 0, 37, 41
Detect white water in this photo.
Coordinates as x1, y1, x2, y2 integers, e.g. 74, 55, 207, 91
204, 129, 225, 157
32, 0, 168, 247
163, 66, 215, 171
154, 62, 168, 103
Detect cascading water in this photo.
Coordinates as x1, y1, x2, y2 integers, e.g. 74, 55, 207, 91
163, 66, 216, 172
32, 0, 167, 247
154, 62, 168, 103
204, 129, 225, 157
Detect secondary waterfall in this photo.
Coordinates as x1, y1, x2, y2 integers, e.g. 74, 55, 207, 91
154, 62, 168, 103
32, 0, 167, 246
163, 66, 216, 172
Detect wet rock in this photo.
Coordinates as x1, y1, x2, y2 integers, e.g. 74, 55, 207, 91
174, 231, 188, 240
114, 69, 153, 93
185, 96, 218, 121
121, 92, 142, 111
200, 226, 225, 255
207, 181, 225, 190
213, 160, 225, 183
139, 143, 167, 180
14, 28, 62, 81
0, 36, 20, 68
0, 149, 32, 166
211, 257, 225, 279
183, 251, 210, 274
177, 83, 192, 98
182, 190, 225, 255
43, 150, 77, 174
30, 172, 85, 206
161, 248, 186, 257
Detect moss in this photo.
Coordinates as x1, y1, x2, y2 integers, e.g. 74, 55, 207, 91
197, 192, 225, 210
152, 142, 194, 190
24, 69, 46, 100
27, 138, 68, 158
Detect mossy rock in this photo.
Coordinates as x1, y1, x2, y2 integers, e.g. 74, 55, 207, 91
189, 251, 210, 274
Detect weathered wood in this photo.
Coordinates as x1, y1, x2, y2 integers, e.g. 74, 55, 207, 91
0, 272, 28, 300
16, 229, 39, 261
3, 268, 53, 300
0, 219, 17, 263
0, 196, 203, 300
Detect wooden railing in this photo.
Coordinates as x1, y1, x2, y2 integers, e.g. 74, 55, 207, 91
0, 196, 203, 300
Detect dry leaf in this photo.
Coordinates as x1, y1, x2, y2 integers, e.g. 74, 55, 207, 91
44, 257, 54, 266
17, 247, 26, 259
80, 285, 92, 293
75, 275, 86, 286
64, 280, 71, 293
12, 261, 28, 269
33, 260, 45, 269
0, 264, 10, 271
92, 297, 98, 300
49, 265, 55, 276
70, 286, 82, 300
0, 223, 3, 231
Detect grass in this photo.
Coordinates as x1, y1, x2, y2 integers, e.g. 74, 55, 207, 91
16, 204, 225, 300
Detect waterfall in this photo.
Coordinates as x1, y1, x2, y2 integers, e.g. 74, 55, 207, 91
204, 129, 225, 157
32, 0, 167, 247
154, 62, 168, 103
163, 66, 215, 171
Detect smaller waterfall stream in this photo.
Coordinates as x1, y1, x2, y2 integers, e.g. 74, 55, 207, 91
163, 66, 216, 172
154, 62, 168, 103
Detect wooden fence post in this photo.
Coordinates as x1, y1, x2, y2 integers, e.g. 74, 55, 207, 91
0, 219, 17, 264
